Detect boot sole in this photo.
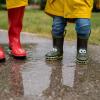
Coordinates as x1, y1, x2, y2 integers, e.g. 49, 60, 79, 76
13, 55, 26, 59
11, 54, 26, 59
76, 59, 88, 65
45, 56, 63, 61
0, 58, 6, 62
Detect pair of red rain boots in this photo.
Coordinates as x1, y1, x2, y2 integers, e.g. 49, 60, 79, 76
0, 6, 26, 61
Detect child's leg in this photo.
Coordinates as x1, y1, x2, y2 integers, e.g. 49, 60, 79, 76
75, 18, 91, 64
45, 16, 67, 60
8, 6, 26, 58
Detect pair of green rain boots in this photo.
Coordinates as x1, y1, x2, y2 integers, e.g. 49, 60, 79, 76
45, 34, 88, 64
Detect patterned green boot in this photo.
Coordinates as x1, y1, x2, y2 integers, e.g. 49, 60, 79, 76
76, 36, 88, 64
77, 48, 88, 64
45, 35, 64, 60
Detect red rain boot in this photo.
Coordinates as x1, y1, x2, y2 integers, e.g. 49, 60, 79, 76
0, 47, 5, 60
8, 6, 26, 58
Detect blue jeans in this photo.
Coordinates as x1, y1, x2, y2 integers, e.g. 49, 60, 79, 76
52, 16, 91, 38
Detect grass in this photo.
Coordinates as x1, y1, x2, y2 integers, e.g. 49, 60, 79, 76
0, 9, 100, 44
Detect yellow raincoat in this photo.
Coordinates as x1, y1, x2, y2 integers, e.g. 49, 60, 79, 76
45, 0, 93, 18
6, 0, 28, 9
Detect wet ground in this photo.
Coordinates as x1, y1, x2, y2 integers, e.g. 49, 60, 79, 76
0, 30, 100, 100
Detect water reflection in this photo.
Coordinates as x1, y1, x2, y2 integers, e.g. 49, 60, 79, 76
9, 60, 24, 96
43, 61, 64, 100
42, 60, 75, 100
0, 58, 26, 98
0, 38, 100, 99
22, 60, 51, 96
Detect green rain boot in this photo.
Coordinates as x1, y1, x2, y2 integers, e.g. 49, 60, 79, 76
76, 36, 89, 64
45, 34, 64, 60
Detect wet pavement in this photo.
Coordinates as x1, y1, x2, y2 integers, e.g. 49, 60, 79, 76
0, 30, 100, 100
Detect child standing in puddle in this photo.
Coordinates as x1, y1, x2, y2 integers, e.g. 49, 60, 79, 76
45, 0, 93, 64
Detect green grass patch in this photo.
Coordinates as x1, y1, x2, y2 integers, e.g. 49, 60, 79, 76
0, 9, 100, 44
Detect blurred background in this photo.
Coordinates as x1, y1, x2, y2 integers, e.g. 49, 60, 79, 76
0, 0, 100, 44
0, 0, 100, 11
0, 0, 47, 10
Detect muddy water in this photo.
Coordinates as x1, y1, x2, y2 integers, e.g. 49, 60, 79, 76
0, 31, 100, 100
